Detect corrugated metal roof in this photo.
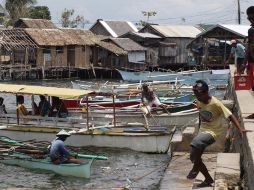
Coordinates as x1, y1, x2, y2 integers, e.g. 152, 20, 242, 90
149, 25, 202, 38
108, 38, 146, 51
131, 32, 161, 38
215, 24, 250, 37
103, 20, 138, 37
196, 24, 251, 38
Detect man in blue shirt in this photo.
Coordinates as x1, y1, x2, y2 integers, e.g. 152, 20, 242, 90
49, 129, 80, 164
226, 40, 246, 75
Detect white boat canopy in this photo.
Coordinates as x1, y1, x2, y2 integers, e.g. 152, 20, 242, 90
0, 84, 95, 99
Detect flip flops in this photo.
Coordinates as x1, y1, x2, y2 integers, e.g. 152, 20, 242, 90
186, 170, 199, 179
196, 179, 214, 187
246, 113, 254, 119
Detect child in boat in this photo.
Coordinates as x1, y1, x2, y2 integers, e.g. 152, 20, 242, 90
50, 96, 68, 118
141, 83, 168, 114
49, 129, 81, 164
0, 97, 7, 114
16, 95, 32, 123
38, 95, 51, 116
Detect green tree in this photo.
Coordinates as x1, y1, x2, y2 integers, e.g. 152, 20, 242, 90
5, 0, 37, 26
61, 8, 88, 28
28, 6, 51, 20
142, 11, 157, 22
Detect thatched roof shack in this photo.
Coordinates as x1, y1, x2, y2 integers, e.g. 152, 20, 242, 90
14, 18, 57, 29
24, 28, 72, 46
60, 28, 127, 55
0, 27, 128, 71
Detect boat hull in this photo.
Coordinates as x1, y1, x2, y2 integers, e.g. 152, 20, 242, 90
0, 126, 175, 153
0, 157, 92, 178
89, 110, 199, 127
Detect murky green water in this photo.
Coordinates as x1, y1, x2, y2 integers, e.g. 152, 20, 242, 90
0, 148, 170, 190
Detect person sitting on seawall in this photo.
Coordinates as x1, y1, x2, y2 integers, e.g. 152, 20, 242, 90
0, 97, 7, 114
49, 129, 81, 164
225, 39, 246, 75
187, 80, 251, 187
141, 83, 169, 114
50, 96, 68, 118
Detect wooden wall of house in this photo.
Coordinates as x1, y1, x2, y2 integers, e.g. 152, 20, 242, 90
36, 46, 68, 68
147, 47, 159, 68
60, 46, 68, 67
74, 45, 91, 69
159, 38, 193, 66
36, 48, 44, 67
90, 23, 111, 36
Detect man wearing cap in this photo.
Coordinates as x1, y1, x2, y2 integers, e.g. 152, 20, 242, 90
187, 80, 250, 187
226, 40, 246, 75
49, 129, 81, 164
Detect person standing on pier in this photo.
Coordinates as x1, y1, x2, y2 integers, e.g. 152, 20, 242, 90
226, 39, 246, 75
187, 80, 250, 187
245, 6, 254, 90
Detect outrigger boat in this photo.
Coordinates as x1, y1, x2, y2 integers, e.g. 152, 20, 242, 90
0, 136, 108, 178
0, 84, 177, 153
0, 153, 94, 178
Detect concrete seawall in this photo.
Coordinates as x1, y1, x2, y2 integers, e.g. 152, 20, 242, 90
160, 65, 253, 189
228, 65, 254, 190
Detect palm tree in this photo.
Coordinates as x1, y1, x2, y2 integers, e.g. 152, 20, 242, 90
5, 0, 37, 26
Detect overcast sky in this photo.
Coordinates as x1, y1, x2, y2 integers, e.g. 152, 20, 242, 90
0, 0, 252, 27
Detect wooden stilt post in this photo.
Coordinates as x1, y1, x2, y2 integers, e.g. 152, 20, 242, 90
86, 96, 89, 130
16, 94, 19, 125
113, 94, 116, 127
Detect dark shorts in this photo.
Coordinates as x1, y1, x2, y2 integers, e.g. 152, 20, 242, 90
190, 133, 215, 152
236, 58, 244, 66
51, 156, 69, 164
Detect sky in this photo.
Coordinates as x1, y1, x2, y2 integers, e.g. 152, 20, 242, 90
0, 0, 253, 28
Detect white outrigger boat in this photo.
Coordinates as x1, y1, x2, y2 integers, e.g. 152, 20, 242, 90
0, 84, 177, 153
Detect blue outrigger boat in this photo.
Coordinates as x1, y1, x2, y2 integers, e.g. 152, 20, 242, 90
117, 69, 229, 84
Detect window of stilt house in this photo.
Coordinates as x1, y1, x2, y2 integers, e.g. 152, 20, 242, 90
56, 46, 64, 53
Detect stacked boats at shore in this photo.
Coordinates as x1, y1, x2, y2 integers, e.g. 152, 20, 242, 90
0, 83, 182, 154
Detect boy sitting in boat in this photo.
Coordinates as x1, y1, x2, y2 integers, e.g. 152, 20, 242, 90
49, 129, 81, 164
0, 97, 7, 114
37, 95, 51, 116
141, 83, 168, 114
50, 97, 68, 118
16, 95, 32, 122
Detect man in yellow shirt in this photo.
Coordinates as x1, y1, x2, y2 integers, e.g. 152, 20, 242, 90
187, 80, 250, 187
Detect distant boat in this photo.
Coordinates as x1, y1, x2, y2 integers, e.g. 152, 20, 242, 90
117, 69, 230, 84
